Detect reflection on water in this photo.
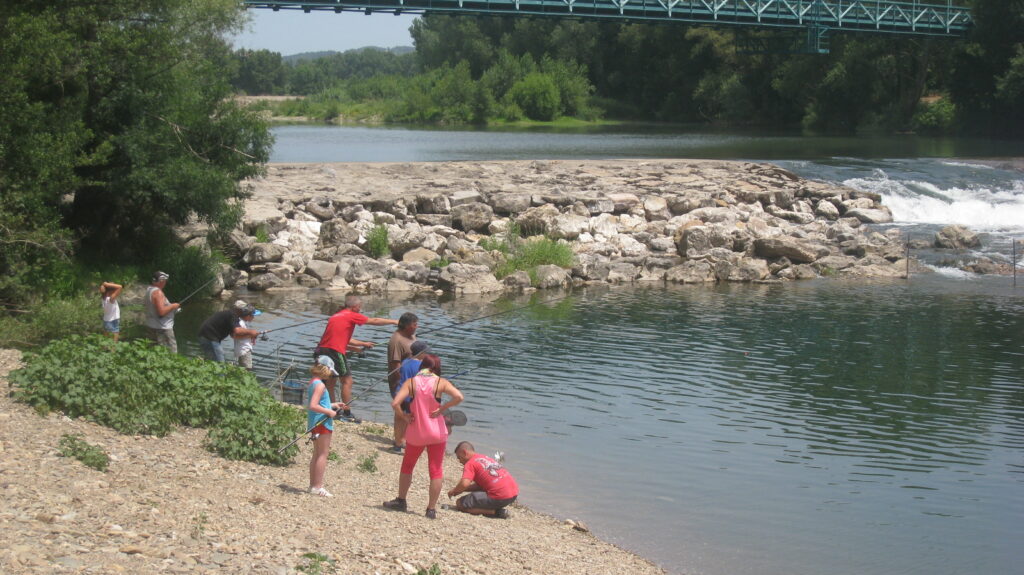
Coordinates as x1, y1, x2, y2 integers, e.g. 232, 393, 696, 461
202, 276, 1024, 575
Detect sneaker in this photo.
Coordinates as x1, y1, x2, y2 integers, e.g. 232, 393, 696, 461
309, 487, 333, 498
389, 445, 404, 455
425, 509, 437, 520
383, 498, 407, 512
337, 410, 362, 424
493, 508, 509, 519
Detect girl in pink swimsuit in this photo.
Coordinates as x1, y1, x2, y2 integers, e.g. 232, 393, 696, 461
383, 354, 464, 519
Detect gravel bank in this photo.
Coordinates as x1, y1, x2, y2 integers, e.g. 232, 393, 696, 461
0, 348, 666, 574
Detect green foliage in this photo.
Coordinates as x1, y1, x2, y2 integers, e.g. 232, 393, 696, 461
0, 0, 271, 309
509, 73, 562, 121
0, 295, 100, 349
416, 565, 442, 575
295, 552, 337, 575
233, 49, 286, 95
191, 512, 209, 539
428, 258, 452, 269
356, 453, 379, 473
367, 224, 390, 259
360, 423, 390, 437
58, 434, 110, 472
493, 237, 574, 280
254, 225, 270, 244
912, 98, 956, 134
153, 244, 221, 302
9, 336, 304, 465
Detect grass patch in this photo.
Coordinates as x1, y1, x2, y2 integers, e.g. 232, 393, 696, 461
367, 223, 390, 259
0, 294, 101, 349
360, 423, 390, 437
57, 433, 109, 472
296, 552, 337, 575
356, 453, 379, 473
11, 335, 304, 466
493, 237, 574, 281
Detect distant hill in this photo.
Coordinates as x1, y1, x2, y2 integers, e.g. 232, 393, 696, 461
283, 46, 414, 63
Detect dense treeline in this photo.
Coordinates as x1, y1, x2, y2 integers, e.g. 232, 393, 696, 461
0, 0, 272, 310
234, 0, 1023, 136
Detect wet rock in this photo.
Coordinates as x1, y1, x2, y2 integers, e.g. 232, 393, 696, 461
935, 225, 981, 249
247, 273, 283, 291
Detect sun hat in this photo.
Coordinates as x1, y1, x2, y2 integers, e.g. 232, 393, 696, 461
317, 355, 340, 376
234, 300, 249, 311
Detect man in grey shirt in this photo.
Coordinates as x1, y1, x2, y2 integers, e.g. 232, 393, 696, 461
144, 271, 180, 353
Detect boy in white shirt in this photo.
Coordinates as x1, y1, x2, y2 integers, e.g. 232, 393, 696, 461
99, 281, 123, 342
233, 305, 262, 370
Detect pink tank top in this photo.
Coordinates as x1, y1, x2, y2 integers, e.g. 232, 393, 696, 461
404, 372, 448, 446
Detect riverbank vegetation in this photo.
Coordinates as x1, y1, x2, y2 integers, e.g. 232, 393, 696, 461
232, 0, 1023, 137
0, 0, 272, 313
10, 335, 303, 465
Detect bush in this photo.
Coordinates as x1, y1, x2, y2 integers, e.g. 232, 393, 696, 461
9, 335, 304, 465
58, 433, 110, 472
509, 73, 562, 121
912, 98, 956, 135
367, 224, 390, 259
0, 294, 101, 349
493, 237, 574, 280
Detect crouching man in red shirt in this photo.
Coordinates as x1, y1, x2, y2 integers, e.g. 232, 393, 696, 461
447, 441, 519, 519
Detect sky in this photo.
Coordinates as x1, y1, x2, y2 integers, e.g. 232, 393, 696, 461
232, 7, 418, 55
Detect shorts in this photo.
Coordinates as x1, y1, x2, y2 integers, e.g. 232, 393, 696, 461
236, 351, 253, 370
103, 319, 120, 333
311, 423, 332, 436
458, 492, 517, 511
313, 347, 349, 377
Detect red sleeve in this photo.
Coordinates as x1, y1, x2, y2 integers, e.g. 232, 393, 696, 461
353, 312, 369, 325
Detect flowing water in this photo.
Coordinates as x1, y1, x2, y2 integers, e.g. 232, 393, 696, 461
197, 125, 1023, 574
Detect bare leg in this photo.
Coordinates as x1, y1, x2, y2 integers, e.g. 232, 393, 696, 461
309, 433, 332, 489
393, 413, 407, 447
341, 375, 354, 406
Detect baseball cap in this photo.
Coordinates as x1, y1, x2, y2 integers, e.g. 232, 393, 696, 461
411, 341, 430, 355
233, 300, 249, 311
317, 355, 339, 376
152, 271, 170, 282
243, 305, 262, 317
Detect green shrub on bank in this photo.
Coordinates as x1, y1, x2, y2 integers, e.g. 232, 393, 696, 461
367, 224, 390, 258
493, 237, 574, 281
0, 295, 100, 349
58, 433, 110, 472
9, 336, 304, 465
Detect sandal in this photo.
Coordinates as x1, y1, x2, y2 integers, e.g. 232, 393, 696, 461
309, 487, 333, 497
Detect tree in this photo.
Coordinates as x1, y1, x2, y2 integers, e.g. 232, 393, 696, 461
0, 0, 271, 304
234, 49, 287, 95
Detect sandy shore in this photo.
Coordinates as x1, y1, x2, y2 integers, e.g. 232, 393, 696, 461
0, 349, 666, 574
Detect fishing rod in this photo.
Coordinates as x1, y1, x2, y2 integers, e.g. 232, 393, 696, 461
177, 275, 219, 306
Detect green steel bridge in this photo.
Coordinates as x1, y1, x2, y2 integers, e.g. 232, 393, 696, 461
243, 1, 973, 53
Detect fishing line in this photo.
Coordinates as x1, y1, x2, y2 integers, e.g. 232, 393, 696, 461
176, 275, 219, 306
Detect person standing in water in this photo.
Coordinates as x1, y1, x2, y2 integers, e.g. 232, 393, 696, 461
144, 271, 179, 353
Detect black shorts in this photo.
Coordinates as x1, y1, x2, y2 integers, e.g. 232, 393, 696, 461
313, 347, 350, 377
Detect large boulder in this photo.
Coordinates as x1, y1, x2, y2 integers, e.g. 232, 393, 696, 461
247, 273, 283, 291
715, 257, 770, 282
304, 197, 336, 221
304, 260, 338, 282
436, 263, 503, 295
548, 214, 590, 240
491, 193, 532, 216
934, 225, 981, 249
317, 219, 361, 250
243, 243, 285, 265
516, 204, 560, 235
533, 265, 572, 289
753, 237, 828, 264
342, 256, 391, 284
845, 207, 893, 224
675, 225, 735, 258
451, 202, 494, 233
665, 261, 716, 283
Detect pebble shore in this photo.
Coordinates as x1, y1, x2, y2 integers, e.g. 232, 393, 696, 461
0, 349, 666, 575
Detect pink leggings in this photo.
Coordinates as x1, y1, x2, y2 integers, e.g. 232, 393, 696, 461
400, 442, 446, 479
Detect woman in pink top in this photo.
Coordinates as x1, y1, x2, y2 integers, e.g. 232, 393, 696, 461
383, 354, 463, 519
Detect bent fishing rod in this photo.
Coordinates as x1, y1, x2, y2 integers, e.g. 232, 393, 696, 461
175, 275, 220, 307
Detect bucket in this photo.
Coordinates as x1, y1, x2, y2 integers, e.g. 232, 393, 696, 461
280, 379, 306, 406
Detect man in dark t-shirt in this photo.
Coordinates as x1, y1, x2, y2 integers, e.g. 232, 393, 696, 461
197, 300, 259, 362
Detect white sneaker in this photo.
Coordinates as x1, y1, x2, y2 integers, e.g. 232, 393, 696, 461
309, 487, 333, 497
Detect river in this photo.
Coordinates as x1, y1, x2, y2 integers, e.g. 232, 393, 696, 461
216, 125, 1024, 574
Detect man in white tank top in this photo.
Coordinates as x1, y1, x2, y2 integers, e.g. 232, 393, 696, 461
144, 271, 180, 353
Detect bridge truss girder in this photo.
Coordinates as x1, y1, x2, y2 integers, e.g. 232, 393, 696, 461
244, 1, 973, 38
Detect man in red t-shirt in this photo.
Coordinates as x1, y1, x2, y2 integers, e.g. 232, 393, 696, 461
314, 294, 398, 423
447, 441, 519, 519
